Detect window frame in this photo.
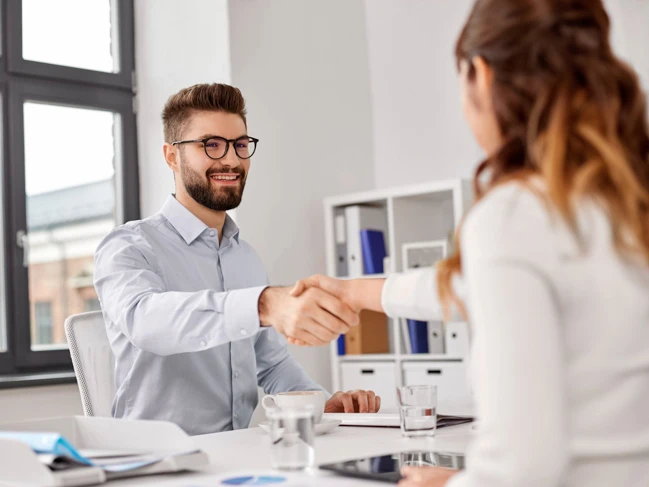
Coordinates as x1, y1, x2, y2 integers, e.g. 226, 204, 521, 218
0, 0, 139, 378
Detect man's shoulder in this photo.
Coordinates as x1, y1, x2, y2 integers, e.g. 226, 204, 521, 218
97, 213, 166, 256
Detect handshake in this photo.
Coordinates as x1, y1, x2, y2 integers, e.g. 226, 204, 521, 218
258, 275, 383, 347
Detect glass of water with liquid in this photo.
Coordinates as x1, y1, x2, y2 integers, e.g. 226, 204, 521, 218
267, 405, 315, 470
397, 385, 438, 438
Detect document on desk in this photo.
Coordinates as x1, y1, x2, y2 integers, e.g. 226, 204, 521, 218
323, 412, 473, 428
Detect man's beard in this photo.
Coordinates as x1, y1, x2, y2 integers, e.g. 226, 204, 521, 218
179, 158, 246, 212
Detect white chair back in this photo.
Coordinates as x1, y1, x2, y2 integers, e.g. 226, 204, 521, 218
64, 311, 115, 417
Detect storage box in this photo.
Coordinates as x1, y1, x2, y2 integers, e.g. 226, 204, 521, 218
345, 310, 389, 354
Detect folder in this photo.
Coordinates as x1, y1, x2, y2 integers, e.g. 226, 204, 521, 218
360, 230, 386, 274
407, 319, 429, 354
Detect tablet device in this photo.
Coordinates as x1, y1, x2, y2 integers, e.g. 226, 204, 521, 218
319, 450, 465, 483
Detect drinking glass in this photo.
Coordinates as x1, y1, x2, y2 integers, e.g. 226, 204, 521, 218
397, 385, 438, 438
266, 405, 315, 470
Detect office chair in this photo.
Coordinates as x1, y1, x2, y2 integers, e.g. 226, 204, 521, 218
64, 311, 115, 417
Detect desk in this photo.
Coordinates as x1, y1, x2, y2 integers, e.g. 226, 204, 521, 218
109, 423, 474, 486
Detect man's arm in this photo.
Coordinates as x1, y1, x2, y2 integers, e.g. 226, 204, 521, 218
94, 226, 267, 356
95, 226, 359, 355
254, 327, 329, 396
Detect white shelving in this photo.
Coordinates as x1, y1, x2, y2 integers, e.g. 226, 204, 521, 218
324, 178, 473, 407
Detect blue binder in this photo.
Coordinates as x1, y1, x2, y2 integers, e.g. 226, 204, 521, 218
360, 230, 386, 274
407, 319, 429, 354
337, 335, 346, 355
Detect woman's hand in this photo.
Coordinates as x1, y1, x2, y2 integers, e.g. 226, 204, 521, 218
287, 275, 358, 346
398, 466, 458, 487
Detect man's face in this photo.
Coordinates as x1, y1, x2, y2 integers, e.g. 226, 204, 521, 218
176, 111, 251, 211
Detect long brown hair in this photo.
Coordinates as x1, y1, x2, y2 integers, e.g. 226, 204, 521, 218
437, 0, 649, 316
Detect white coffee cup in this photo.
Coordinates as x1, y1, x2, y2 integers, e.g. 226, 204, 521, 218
262, 391, 326, 423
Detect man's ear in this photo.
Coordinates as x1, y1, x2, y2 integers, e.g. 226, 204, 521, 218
163, 142, 180, 171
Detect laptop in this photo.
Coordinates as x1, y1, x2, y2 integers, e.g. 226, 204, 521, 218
320, 451, 465, 483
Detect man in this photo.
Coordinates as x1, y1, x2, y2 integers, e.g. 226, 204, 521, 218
94, 83, 380, 435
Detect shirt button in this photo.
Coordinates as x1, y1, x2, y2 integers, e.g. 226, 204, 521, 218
200, 340, 207, 347
209, 230, 215, 237
234, 371, 239, 378
233, 413, 239, 419
240, 329, 248, 336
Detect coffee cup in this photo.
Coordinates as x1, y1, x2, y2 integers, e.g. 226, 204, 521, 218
261, 391, 326, 423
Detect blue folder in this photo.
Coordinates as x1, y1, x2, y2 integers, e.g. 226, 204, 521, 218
407, 319, 429, 354
360, 230, 386, 274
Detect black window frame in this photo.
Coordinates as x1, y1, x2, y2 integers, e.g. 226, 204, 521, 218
0, 0, 139, 380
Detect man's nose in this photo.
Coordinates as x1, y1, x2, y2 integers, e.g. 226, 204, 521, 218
220, 142, 241, 168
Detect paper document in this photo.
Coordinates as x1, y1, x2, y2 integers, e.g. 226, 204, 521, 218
323, 412, 473, 428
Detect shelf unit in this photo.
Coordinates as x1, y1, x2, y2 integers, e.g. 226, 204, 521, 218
324, 178, 473, 410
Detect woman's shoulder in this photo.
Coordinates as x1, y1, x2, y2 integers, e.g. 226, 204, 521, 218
461, 180, 560, 262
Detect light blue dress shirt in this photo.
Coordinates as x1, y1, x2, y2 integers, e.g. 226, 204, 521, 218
94, 195, 327, 435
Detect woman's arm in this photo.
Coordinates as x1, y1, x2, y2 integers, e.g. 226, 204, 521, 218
290, 268, 460, 321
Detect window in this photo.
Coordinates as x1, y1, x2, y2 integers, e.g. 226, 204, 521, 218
33, 302, 53, 347
84, 299, 102, 313
0, 1, 138, 376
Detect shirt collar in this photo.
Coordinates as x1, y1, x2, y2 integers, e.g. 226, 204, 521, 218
160, 195, 240, 245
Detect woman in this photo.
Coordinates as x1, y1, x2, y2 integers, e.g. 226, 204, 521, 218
291, 0, 649, 485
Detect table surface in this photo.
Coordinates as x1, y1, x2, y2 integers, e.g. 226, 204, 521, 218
109, 422, 474, 486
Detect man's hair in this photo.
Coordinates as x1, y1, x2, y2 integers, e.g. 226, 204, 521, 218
161, 83, 247, 143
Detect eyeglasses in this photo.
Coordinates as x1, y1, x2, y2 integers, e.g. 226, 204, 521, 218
172, 136, 259, 160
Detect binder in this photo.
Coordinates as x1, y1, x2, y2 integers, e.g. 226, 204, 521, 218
344, 206, 388, 277
401, 318, 412, 354
427, 321, 445, 354
407, 319, 429, 354
333, 207, 348, 277
360, 230, 386, 274
337, 335, 346, 355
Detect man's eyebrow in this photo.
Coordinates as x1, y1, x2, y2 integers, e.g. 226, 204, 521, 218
195, 133, 248, 140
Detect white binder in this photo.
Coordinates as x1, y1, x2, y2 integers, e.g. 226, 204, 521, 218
344, 205, 388, 277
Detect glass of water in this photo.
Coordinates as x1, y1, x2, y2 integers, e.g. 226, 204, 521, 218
266, 405, 315, 470
397, 385, 438, 438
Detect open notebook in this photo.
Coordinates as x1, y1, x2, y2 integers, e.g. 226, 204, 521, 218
322, 412, 473, 428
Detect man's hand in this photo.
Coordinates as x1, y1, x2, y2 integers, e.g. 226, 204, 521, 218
398, 466, 458, 487
325, 390, 381, 413
258, 286, 359, 347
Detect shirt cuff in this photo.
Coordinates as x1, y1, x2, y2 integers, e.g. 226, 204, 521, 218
223, 285, 268, 341
381, 272, 406, 318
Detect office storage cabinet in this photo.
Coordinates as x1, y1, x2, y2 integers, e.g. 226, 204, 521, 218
402, 361, 471, 405
341, 362, 398, 410
325, 179, 473, 404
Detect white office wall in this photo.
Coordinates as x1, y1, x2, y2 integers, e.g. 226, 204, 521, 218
365, 0, 649, 189
228, 0, 375, 391
364, 0, 482, 189
605, 0, 649, 93
135, 0, 232, 218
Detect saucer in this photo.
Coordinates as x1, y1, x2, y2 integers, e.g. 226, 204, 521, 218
258, 418, 341, 436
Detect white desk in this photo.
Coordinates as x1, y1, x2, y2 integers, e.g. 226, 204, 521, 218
109, 423, 474, 486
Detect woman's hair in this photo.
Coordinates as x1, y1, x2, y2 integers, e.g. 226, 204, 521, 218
437, 0, 649, 316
